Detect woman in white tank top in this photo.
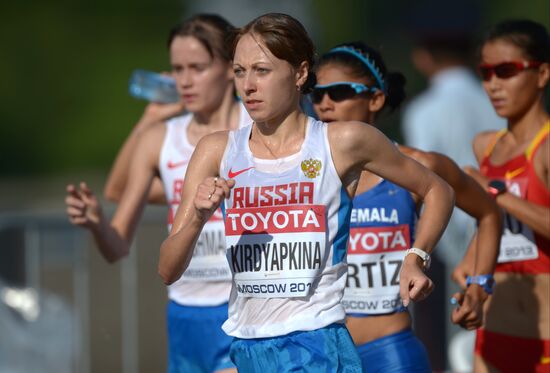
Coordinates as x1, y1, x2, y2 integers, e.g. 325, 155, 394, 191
65, 14, 251, 373
159, 13, 455, 373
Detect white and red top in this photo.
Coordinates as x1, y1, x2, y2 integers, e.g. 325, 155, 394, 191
219, 118, 353, 338
159, 103, 251, 306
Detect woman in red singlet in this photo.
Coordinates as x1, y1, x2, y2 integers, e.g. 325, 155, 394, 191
463, 19, 550, 373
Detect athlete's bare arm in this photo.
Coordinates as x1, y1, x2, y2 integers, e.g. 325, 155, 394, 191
452, 233, 477, 288
329, 121, 455, 306
452, 131, 499, 284
404, 149, 502, 329
158, 131, 234, 285
66, 124, 165, 262
104, 102, 184, 204
466, 133, 550, 239
404, 148, 502, 275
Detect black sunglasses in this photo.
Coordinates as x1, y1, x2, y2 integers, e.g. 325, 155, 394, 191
311, 82, 377, 104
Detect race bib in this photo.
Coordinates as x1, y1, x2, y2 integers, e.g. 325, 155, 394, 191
497, 214, 538, 263
344, 225, 410, 314
180, 212, 232, 282
225, 204, 326, 298
496, 178, 539, 263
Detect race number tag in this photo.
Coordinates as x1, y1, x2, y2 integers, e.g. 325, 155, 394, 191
496, 178, 539, 263
225, 205, 326, 298
343, 225, 410, 314
180, 211, 232, 282
497, 216, 538, 263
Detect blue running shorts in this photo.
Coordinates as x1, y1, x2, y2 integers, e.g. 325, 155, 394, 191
230, 323, 362, 372
167, 301, 234, 373
356, 329, 431, 373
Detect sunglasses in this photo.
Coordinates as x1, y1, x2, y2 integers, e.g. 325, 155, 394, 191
477, 61, 542, 81
311, 82, 377, 104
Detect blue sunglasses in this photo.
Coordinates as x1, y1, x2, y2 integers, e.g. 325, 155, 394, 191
311, 82, 377, 104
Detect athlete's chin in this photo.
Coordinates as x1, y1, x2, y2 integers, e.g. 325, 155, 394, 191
185, 101, 204, 113
318, 115, 337, 123
247, 111, 271, 123
493, 107, 514, 119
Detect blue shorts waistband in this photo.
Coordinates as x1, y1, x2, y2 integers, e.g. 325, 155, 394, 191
357, 328, 414, 350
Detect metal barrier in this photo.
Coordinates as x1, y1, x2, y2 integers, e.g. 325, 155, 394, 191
0, 207, 169, 373
0, 207, 468, 372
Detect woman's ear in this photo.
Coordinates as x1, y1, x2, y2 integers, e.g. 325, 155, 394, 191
227, 61, 235, 81
368, 90, 386, 112
537, 62, 550, 89
295, 61, 309, 89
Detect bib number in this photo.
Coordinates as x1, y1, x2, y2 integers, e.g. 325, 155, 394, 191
225, 205, 327, 298
497, 213, 538, 263
181, 220, 232, 282
344, 251, 405, 314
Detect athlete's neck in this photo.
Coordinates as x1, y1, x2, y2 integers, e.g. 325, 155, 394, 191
191, 86, 239, 131
507, 100, 549, 142
252, 109, 308, 158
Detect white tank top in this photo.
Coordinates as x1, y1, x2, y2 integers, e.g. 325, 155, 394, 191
159, 102, 251, 306
219, 118, 353, 338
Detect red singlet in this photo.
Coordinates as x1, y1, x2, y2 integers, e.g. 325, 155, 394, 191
480, 122, 550, 274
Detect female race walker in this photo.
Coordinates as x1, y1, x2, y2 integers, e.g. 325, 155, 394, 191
159, 13, 454, 372
312, 41, 502, 372
65, 14, 251, 373
462, 19, 550, 373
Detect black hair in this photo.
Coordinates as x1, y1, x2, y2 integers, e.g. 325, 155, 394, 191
482, 19, 550, 62
316, 41, 406, 111
167, 14, 236, 62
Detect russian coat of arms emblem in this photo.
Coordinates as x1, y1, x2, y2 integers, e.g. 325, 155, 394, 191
301, 158, 322, 179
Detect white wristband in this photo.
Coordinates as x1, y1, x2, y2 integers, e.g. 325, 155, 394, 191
405, 247, 431, 270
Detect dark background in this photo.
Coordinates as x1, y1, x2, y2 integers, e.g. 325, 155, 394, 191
1, 0, 548, 180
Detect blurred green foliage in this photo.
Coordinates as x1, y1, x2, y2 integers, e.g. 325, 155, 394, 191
0, 1, 183, 176
0, 0, 548, 176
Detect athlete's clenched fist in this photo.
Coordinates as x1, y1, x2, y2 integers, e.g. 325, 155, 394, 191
399, 255, 434, 307
194, 176, 235, 221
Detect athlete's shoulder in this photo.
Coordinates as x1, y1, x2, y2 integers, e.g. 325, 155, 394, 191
124, 123, 167, 174
473, 130, 502, 160
327, 120, 379, 144
199, 130, 231, 147
137, 122, 167, 150
531, 133, 549, 168
165, 112, 192, 127
191, 130, 231, 168
328, 121, 387, 154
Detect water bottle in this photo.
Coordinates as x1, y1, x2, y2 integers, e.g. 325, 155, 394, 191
128, 69, 180, 104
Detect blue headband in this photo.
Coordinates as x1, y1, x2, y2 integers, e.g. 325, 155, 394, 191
327, 46, 386, 94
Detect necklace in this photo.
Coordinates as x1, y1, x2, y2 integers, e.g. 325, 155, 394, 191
251, 117, 307, 172
252, 116, 307, 158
